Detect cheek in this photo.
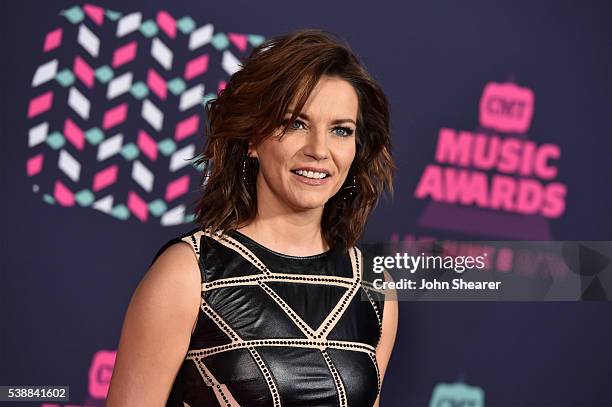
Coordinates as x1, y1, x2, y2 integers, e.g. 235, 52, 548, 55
257, 141, 295, 175
338, 145, 357, 172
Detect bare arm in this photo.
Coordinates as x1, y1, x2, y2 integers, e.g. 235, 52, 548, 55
373, 270, 399, 407
106, 242, 201, 406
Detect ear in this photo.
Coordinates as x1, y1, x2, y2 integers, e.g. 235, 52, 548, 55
248, 140, 258, 158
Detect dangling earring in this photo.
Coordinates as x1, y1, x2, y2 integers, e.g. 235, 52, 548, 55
341, 174, 357, 200
241, 152, 258, 185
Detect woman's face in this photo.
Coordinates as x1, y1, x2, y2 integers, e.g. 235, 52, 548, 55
251, 75, 358, 212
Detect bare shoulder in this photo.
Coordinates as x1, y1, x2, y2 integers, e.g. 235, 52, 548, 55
147, 240, 202, 287
106, 240, 201, 406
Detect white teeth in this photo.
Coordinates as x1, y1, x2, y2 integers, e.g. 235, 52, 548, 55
294, 170, 328, 179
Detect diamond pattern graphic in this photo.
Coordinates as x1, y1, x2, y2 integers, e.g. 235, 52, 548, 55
68, 87, 91, 119
58, 149, 82, 182
44, 28, 63, 52
132, 160, 154, 192
26, 4, 263, 225
117, 13, 142, 37
141, 99, 164, 131
151, 37, 173, 70
107, 72, 133, 99
32, 59, 59, 87
77, 24, 100, 57
29, 122, 49, 147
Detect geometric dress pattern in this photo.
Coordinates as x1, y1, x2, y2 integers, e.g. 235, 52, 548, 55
155, 227, 386, 406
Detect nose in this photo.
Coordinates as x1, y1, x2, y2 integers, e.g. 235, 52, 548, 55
302, 126, 329, 161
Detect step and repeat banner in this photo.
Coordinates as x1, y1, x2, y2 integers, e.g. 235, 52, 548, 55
2, 1, 612, 406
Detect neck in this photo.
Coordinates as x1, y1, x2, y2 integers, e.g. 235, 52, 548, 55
237, 187, 329, 257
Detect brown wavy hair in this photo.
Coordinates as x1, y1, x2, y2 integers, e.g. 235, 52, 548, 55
191, 29, 394, 249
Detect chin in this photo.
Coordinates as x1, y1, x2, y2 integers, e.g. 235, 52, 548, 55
291, 196, 329, 210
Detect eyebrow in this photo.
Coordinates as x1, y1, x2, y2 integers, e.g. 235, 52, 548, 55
286, 110, 356, 126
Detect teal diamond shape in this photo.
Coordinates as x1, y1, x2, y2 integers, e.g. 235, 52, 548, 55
168, 78, 186, 95
85, 127, 104, 145
75, 189, 95, 207
46, 132, 66, 150
248, 34, 266, 47
140, 20, 158, 38
55, 69, 75, 87
95, 65, 114, 83
130, 81, 149, 99
177, 16, 196, 34
148, 199, 167, 217
43, 194, 55, 205
61, 6, 84, 24
105, 9, 122, 21
158, 138, 177, 156
111, 204, 130, 220
183, 213, 196, 223
121, 143, 139, 160
211, 33, 229, 50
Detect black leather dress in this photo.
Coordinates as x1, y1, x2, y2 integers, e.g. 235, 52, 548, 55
155, 227, 385, 407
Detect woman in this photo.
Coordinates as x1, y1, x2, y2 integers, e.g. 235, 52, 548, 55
107, 29, 397, 407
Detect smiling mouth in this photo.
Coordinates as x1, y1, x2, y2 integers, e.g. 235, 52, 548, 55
290, 169, 331, 179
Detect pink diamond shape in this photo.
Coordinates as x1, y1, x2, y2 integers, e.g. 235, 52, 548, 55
175, 115, 200, 141
102, 103, 128, 130
43, 28, 63, 52
74, 55, 95, 88
83, 4, 105, 26
27, 154, 44, 176
54, 180, 75, 206
156, 11, 176, 39
128, 191, 148, 222
147, 69, 167, 100
184, 55, 209, 80
27, 91, 54, 118
228, 33, 248, 52
63, 118, 85, 150
218, 80, 227, 94
112, 41, 138, 68
165, 175, 190, 201
138, 130, 158, 161
93, 164, 119, 192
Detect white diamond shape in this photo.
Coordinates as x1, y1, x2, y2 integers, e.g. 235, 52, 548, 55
117, 12, 142, 37
97, 133, 123, 161
77, 24, 100, 57
151, 37, 173, 70
29, 122, 48, 147
161, 204, 185, 226
131, 160, 154, 192
222, 50, 241, 76
142, 99, 164, 131
32, 59, 58, 87
179, 84, 205, 112
58, 149, 81, 182
169, 144, 195, 172
68, 87, 91, 119
188, 24, 214, 50
107, 72, 133, 99
93, 194, 114, 213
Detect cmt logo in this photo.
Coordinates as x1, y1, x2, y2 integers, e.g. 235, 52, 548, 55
42, 349, 117, 407
429, 382, 485, 407
479, 81, 534, 133
89, 349, 116, 399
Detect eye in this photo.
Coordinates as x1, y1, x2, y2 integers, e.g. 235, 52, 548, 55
283, 119, 306, 131
332, 126, 355, 137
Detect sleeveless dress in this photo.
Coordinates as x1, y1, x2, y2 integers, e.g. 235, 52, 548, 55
154, 227, 385, 407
